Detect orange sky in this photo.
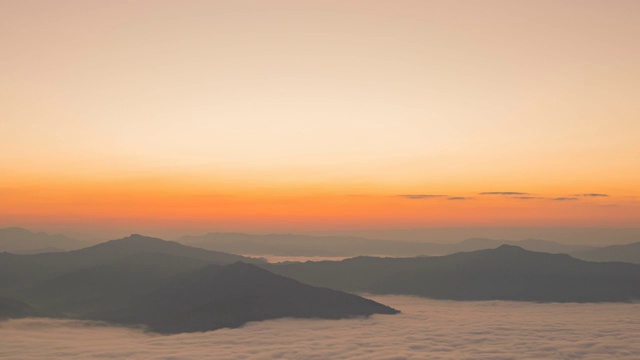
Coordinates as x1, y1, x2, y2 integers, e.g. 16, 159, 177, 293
1, 0, 639, 235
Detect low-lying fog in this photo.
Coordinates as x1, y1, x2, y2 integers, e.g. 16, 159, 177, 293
2, 295, 639, 359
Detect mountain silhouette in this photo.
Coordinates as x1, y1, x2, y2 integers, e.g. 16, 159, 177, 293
572, 241, 640, 264
0, 296, 36, 319
455, 238, 594, 254
24, 252, 213, 316
0, 235, 262, 293
1, 243, 398, 333
179, 232, 594, 257
266, 245, 640, 302
0, 227, 83, 254
86, 261, 399, 333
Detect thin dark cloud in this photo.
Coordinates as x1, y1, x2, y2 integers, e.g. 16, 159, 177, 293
397, 194, 447, 200
513, 196, 544, 200
479, 192, 530, 196
448, 197, 473, 201
552, 197, 579, 201
576, 193, 610, 197
0, 296, 639, 360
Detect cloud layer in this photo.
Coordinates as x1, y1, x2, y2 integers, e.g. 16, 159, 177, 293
1, 295, 639, 360
397, 192, 612, 202
397, 195, 447, 200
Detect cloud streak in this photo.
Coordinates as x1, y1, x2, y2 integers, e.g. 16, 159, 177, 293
576, 193, 610, 197
1, 295, 639, 360
396, 195, 448, 200
552, 197, 579, 201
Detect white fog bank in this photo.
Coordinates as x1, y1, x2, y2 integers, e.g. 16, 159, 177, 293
1, 295, 639, 360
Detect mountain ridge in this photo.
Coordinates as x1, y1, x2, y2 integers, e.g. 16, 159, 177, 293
572, 241, 640, 264
265, 246, 640, 302
0, 239, 399, 334
0, 227, 84, 254
0, 234, 263, 292
96, 260, 398, 333
178, 232, 596, 257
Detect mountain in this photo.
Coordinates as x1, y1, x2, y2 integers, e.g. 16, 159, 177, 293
24, 252, 213, 316
178, 232, 594, 257
0, 227, 83, 254
453, 238, 595, 254
93, 261, 398, 334
70, 234, 260, 265
0, 234, 263, 292
265, 246, 640, 302
179, 232, 393, 256
572, 241, 640, 264
1, 242, 398, 332
0, 296, 36, 320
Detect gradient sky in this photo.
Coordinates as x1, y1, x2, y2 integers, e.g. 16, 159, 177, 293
1, 0, 639, 236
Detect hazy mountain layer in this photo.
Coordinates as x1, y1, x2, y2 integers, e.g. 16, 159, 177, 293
0, 236, 398, 333
0, 227, 83, 254
179, 232, 595, 257
572, 242, 640, 264
266, 246, 640, 302
0, 235, 262, 292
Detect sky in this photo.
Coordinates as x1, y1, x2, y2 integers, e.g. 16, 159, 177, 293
1, 0, 639, 237
1, 295, 640, 359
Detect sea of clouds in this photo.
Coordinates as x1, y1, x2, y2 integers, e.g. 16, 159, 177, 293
1, 295, 639, 359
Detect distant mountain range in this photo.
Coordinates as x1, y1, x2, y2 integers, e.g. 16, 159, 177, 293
265, 245, 640, 302
0, 235, 397, 333
0, 227, 84, 254
178, 232, 597, 257
179, 232, 395, 256
0, 234, 262, 291
4, 228, 639, 264
572, 242, 640, 264
3, 230, 640, 334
